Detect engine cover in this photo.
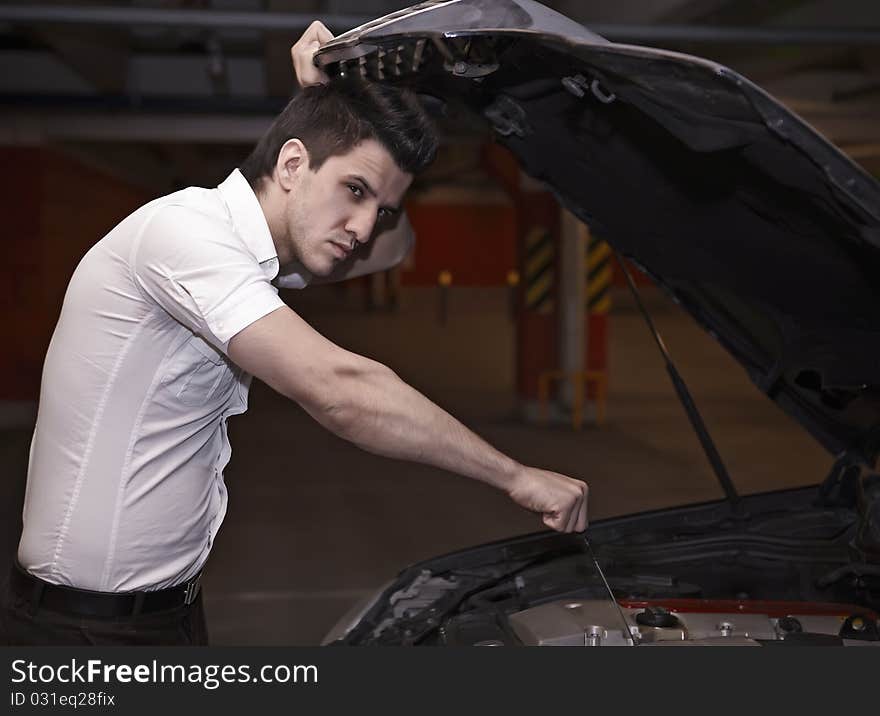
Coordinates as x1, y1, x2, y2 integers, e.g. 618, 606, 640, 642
506, 599, 880, 646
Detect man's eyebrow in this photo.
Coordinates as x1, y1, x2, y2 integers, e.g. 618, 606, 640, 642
350, 175, 401, 214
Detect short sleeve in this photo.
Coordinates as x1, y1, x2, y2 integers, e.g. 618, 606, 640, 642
131, 204, 285, 350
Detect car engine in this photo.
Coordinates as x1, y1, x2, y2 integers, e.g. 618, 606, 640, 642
498, 599, 879, 646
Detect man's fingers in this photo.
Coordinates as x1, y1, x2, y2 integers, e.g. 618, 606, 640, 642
562, 480, 589, 533
297, 20, 334, 47
576, 486, 589, 532
564, 494, 581, 533
310, 20, 334, 44
544, 493, 582, 533
292, 50, 329, 87
291, 20, 335, 87
508, 468, 589, 534
565, 485, 587, 534
542, 512, 564, 531
575, 504, 587, 533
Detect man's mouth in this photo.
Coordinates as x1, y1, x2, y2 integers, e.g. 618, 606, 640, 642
329, 241, 351, 260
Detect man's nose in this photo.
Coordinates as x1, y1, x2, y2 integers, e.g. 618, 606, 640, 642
346, 211, 376, 246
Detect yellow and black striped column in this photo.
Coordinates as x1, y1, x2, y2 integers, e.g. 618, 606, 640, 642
586, 237, 612, 315
524, 226, 555, 314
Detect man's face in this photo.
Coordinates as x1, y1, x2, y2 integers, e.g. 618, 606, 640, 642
284, 138, 413, 276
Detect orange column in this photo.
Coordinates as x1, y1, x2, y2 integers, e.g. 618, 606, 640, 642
483, 141, 561, 414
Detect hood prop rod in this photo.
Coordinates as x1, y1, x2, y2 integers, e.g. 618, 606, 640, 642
614, 252, 745, 517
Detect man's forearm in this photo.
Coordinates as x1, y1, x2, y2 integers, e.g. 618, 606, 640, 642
313, 356, 522, 492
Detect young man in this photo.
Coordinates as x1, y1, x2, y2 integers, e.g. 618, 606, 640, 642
1, 26, 588, 646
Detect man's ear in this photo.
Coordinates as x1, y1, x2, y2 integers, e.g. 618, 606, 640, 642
275, 138, 309, 191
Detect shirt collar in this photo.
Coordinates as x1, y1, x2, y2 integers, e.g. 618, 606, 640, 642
217, 169, 279, 272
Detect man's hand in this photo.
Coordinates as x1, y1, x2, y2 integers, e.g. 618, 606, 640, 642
291, 20, 334, 87
506, 467, 589, 533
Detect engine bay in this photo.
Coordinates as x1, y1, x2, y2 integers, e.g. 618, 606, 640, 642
325, 486, 880, 646
446, 598, 879, 646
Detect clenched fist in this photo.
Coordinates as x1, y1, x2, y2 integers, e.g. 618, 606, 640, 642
291, 20, 334, 88
506, 467, 589, 533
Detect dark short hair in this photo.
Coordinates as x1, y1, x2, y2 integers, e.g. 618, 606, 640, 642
240, 78, 438, 191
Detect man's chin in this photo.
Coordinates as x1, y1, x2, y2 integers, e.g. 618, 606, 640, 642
303, 259, 336, 278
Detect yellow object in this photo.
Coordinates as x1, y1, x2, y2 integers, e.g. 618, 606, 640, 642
586, 238, 612, 314
537, 370, 607, 430
524, 226, 554, 313
506, 270, 520, 287
438, 270, 452, 287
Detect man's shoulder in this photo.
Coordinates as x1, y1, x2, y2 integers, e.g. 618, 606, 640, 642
145, 186, 232, 234
134, 187, 248, 260
132, 187, 262, 276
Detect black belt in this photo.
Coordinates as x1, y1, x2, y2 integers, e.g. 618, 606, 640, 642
9, 562, 202, 618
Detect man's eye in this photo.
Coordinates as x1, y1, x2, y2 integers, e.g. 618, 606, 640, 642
348, 184, 363, 198
377, 208, 389, 219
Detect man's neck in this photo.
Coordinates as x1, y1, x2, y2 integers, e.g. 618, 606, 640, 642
255, 182, 294, 266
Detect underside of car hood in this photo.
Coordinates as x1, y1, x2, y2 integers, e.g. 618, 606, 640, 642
315, 0, 880, 467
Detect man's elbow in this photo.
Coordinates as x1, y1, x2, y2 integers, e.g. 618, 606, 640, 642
289, 354, 392, 439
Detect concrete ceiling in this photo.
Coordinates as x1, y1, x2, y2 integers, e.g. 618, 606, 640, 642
2, 0, 879, 189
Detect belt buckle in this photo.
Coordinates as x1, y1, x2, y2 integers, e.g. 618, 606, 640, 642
183, 573, 202, 605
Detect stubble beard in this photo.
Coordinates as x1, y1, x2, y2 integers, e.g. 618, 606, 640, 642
285, 184, 348, 277
284, 192, 322, 275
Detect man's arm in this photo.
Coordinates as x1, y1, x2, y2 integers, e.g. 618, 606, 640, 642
227, 306, 588, 533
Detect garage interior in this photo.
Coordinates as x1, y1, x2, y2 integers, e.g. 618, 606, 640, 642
1, 0, 878, 645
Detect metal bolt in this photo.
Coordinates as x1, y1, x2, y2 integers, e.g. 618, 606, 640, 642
453, 61, 468, 75
561, 76, 585, 97
584, 626, 603, 647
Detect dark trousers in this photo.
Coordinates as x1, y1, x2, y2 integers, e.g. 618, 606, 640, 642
0, 573, 209, 646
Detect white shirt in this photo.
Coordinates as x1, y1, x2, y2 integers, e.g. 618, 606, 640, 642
18, 169, 308, 592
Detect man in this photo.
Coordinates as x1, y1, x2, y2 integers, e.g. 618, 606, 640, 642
1, 23, 588, 646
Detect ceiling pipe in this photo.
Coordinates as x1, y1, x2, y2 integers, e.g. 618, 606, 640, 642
601, 25, 880, 46
0, 5, 879, 46
0, 5, 369, 32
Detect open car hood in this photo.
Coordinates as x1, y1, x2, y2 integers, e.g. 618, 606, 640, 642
316, 0, 880, 466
